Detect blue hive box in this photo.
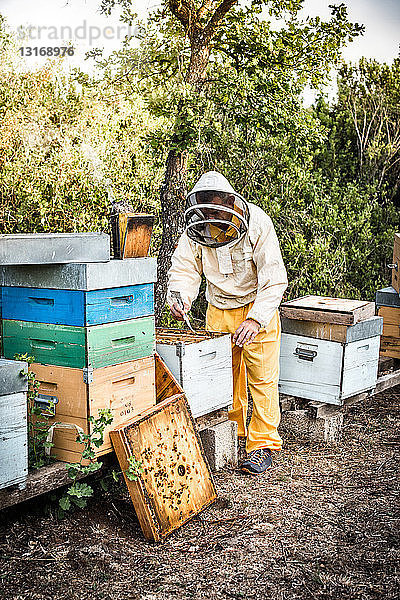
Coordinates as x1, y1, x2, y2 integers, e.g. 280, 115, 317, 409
1, 283, 154, 326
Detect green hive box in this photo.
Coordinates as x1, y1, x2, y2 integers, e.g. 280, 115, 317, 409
2, 317, 155, 369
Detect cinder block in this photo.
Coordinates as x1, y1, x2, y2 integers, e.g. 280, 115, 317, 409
199, 420, 238, 471
308, 411, 344, 443
280, 405, 344, 443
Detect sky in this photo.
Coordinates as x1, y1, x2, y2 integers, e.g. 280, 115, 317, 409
0, 0, 399, 98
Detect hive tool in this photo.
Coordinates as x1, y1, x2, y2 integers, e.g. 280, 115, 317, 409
170, 291, 196, 333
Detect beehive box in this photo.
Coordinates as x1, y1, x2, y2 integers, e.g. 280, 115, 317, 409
2, 316, 155, 369
0, 357, 29, 396
1, 283, 154, 326
110, 213, 154, 259
0, 359, 28, 491
110, 393, 217, 541
279, 298, 382, 405
31, 357, 156, 463
156, 328, 233, 418
0, 233, 110, 265
375, 286, 400, 310
281, 296, 375, 325
391, 233, 400, 293
0, 257, 157, 290
281, 315, 383, 343
376, 286, 400, 359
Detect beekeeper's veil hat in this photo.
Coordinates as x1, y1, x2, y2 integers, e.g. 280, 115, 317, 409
184, 171, 249, 248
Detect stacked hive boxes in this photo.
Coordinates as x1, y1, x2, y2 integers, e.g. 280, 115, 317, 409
376, 234, 400, 359
375, 287, 400, 359
279, 296, 383, 405
0, 358, 28, 490
1, 258, 158, 462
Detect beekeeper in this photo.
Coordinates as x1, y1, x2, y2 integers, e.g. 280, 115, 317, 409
166, 171, 288, 475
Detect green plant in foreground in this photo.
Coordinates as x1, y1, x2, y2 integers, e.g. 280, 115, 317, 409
59, 408, 114, 514
14, 353, 55, 470
126, 455, 144, 481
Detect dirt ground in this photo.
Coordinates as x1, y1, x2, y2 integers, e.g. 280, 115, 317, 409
1, 388, 399, 600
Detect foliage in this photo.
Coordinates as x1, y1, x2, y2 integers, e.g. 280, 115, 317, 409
0, 4, 399, 314
0, 21, 165, 236
14, 352, 55, 470
125, 455, 144, 481
314, 58, 400, 203
58, 408, 113, 515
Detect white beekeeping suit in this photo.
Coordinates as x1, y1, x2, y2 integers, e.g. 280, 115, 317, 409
167, 171, 288, 328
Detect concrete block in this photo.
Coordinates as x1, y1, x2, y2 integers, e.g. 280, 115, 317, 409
280, 405, 344, 443
279, 394, 297, 412
199, 420, 238, 471
308, 411, 344, 443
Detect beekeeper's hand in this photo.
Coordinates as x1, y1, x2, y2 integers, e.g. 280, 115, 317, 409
232, 318, 261, 347
170, 302, 190, 321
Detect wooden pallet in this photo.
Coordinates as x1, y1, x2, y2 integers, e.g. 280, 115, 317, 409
0, 461, 98, 511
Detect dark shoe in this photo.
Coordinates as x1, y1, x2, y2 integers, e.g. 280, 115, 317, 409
237, 437, 247, 465
241, 448, 272, 475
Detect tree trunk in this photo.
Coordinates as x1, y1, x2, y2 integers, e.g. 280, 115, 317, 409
155, 0, 236, 320
155, 40, 210, 323
155, 150, 188, 322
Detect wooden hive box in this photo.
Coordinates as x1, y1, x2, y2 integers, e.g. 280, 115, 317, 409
1, 283, 154, 326
30, 357, 156, 463
110, 394, 217, 541
280, 296, 375, 325
279, 296, 382, 404
2, 316, 155, 369
154, 352, 184, 403
0, 359, 28, 491
110, 213, 154, 259
391, 233, 400, 293
376, 286, 400, 359
155, 328, 233, 418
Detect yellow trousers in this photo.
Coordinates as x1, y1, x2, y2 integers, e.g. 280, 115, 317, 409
206, 303, 282, 453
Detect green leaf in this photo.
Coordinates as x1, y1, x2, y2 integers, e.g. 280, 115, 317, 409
71, 496, 88, 508
67, 482, 93, 498
59, 495, 71, 511
100, 479, 108, 491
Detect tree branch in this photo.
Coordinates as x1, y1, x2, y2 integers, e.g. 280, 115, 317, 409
197, 0, 214, 21
204, 0, 238, 38
168, 0, 193, 28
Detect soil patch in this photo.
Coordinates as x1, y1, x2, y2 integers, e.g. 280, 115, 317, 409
1, 389, 399, 600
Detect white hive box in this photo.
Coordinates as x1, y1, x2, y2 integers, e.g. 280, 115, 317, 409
156, 329, 233, 418
0, 256, 157, 290
0, 359, 29, 491
0, 233, 110, 265
279, 297, 382, 405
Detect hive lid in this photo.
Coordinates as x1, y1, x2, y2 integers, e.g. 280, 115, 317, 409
280, 295, 375, 325
110, 393, 217, 541
0, 233, 110, 265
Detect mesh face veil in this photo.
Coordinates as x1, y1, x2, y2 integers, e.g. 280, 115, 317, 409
184, 172, 250, 248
